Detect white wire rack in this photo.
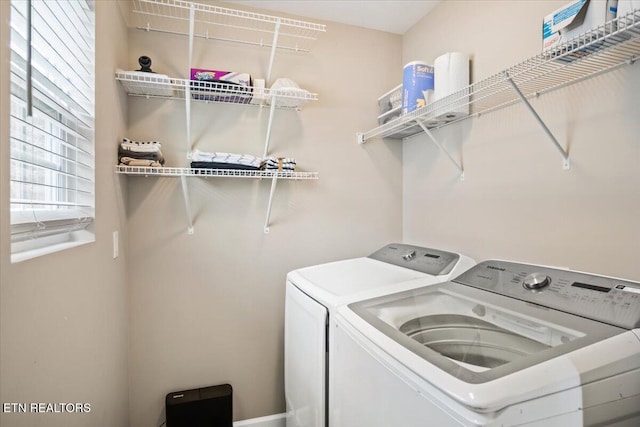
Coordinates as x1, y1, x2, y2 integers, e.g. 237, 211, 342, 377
131, 0, 326, 53
114, 164, 318, 180
115, 70, 318, 109
360, 9, 640, 143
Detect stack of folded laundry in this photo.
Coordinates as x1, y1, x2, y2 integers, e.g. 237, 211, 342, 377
190, 149, 261, 171
189, 150, 297, 172
118, 138, 165, 167
260, 157, 296, 171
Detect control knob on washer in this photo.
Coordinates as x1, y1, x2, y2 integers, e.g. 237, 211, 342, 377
402, 250, 416, 261
523, 272, 551, 290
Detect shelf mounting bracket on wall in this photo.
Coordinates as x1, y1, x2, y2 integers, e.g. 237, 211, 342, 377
504, 71, 570, 170
415, 119, 465, 181
180, 175, 195, 234
184, 3, 195, 153
263, 95, 278, 158
263, 174, 278, 234
266, 19, 281, 85
184, 80, 192, 152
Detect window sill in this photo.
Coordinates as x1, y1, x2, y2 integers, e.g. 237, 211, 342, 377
11, 230, 95, 263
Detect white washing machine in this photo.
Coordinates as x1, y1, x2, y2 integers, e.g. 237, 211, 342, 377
284, 243, 475, 427
333, 260, 640, 426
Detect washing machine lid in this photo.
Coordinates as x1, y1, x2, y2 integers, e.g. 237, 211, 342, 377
342, 261, 640, 411
286, 244, 465, 308
348, 261, 640, 384
348, 281, 629, 385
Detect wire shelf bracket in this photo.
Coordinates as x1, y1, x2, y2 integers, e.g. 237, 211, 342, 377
263, 96, 278, 157
266, 19, 281, 85
264, 175, 278, 234
180, 175, 195, 234
415, 119, 465, 180
504, 71, 570, 170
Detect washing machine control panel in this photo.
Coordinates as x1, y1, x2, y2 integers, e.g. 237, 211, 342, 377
454, 260, 640, 329
368, 243, 460, 276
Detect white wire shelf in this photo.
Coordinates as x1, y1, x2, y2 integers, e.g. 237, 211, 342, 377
115, 71, 318, 109
131, 0, 326, 53
114, 165, 319, 180
360, 9, 640, 142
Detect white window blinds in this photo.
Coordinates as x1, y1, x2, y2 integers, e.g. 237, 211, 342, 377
9, 0, 96, 260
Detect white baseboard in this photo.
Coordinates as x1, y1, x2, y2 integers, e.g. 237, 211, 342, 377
233, 413, 285, 427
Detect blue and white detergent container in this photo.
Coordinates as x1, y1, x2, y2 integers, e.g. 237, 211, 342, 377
402, 61, 434, 115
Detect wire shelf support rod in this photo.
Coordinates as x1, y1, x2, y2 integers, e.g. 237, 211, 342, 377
415, 118, 465, 181
505, 71, 570, 170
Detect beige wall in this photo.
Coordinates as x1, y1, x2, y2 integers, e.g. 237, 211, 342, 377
0, 2, 131, 426
124, 2, 402, 424
402, 1, 640, 280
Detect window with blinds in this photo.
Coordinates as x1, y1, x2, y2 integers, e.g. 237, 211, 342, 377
9, 0, 95, 261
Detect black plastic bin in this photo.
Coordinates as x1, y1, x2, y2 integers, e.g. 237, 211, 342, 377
166, 384, 232, 427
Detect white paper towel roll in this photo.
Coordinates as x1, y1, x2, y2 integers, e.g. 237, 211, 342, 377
434, 52, 470, 119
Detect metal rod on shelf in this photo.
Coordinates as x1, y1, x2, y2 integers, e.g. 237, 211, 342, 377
266, 19, 281, 85
263, 96, 278, 158
415, 119, 465, 180
185, 80, 191, 152
264, 174, 278, 234
180, 175, 195, 234
186, 3, 195, 153
504, 71, 571, 170
188, 3, 195, 70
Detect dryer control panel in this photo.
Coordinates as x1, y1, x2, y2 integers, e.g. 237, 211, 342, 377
454, 260, 640, 329
368, 243, 460, 276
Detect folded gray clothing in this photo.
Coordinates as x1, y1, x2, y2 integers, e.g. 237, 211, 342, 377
118, 146, 165, 164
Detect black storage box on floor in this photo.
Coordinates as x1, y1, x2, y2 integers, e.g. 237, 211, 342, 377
166, 384, 232, 427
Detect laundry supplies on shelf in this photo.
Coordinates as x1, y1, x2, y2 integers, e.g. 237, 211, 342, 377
118, 138, 165, 167
190, 68, 253, 104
